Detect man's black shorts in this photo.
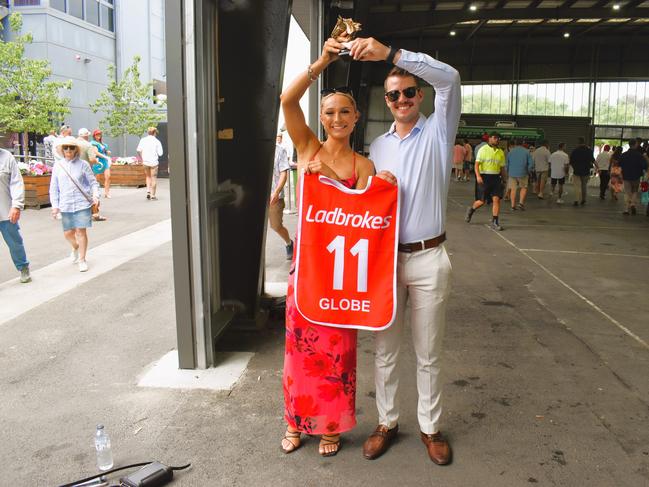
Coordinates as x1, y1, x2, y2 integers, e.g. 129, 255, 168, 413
475, 174, 504, 201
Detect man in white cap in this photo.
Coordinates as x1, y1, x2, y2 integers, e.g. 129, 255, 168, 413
76, 128, 106, 221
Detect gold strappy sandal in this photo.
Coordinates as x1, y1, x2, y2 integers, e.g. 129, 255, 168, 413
281, 429, 301, 454
319, 434, 341, 457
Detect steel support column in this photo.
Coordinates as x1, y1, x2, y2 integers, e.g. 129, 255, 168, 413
166, 0, 292, 369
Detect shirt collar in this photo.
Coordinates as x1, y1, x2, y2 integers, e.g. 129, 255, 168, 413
386, 113, 426, 139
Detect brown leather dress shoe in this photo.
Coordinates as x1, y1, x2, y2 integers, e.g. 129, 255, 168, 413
420, 431, 452, 465
362, 424, 398, 460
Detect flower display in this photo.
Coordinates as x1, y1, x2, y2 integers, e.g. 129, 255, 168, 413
111, 156, 142, 165
19, 161, 52, 176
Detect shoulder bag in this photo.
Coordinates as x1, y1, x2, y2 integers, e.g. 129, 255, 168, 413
58, 161, 100, 214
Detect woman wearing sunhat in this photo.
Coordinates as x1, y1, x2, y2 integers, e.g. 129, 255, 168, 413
50, 136, 99, 272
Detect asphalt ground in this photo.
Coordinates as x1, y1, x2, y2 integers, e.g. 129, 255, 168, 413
1, 177, 648, 486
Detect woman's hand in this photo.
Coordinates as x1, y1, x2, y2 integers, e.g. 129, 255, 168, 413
320, 36, 350, 66
305, 160, 338, 180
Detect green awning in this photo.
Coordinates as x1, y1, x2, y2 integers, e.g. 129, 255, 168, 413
458, 126, 545, 141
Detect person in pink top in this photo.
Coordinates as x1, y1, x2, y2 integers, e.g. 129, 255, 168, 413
452, 140, 466, 181
462, 138, 473, 182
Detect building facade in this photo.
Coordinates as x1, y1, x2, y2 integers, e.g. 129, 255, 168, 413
2, 0, 166, 155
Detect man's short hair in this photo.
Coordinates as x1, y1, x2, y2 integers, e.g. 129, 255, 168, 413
489, 131, 501, 138
147, 127, 158, 135
384, 67, 420, 90
558, 142, 565, 149
577, 136, 585, 145
541, 139, 548, 146
513, 139, 521, 146
628, 138, 638, 148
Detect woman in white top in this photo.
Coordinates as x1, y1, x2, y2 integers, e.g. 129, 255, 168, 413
136, 127, 164, 200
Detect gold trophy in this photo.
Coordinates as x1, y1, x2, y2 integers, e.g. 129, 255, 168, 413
330, 16, 362, 56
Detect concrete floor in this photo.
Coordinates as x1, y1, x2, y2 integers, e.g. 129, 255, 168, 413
1, 178, 648, 486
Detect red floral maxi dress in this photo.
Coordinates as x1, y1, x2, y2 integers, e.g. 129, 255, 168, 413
283, 163, 358, 436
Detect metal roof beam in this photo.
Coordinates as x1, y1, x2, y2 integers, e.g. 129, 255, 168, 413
466, 18, 487, 40
372, 7, 649, 35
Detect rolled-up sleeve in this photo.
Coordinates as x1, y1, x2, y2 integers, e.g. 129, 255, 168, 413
395, 49, 461, 144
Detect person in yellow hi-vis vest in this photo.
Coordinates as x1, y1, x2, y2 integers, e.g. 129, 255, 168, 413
465, 131, 507, 231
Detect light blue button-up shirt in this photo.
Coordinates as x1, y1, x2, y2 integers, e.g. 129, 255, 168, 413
369, 50, 461, 244
506, 146, 534, 178
49, 157, 99, 212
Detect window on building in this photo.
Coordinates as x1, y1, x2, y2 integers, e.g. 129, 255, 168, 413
462, 84, 513, 115
100, 3, 114, 32
14, 0, 42, 6
517, 82, 590, 117
594, 81, 649, 126
50, 0, 65, 10
84, 0, 99, 26
68, 0, 83, 20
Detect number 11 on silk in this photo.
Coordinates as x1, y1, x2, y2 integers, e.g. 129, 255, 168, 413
294, 174, 399, 331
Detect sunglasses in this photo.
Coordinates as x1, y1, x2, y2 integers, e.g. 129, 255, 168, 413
62, 146, 77, 150
321, 86, 353, 97
385, 86, 419, 102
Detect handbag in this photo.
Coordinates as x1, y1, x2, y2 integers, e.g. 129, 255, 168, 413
640, 178, 649, 205
58, 160, 100, 214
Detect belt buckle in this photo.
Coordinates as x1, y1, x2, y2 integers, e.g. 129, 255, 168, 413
417, 240, 425, 251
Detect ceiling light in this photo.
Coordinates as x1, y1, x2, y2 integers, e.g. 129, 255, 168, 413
450, 30, 457, 36
563, 32, 570, 38
470, 4, 477, 11
612, 4, 620, 10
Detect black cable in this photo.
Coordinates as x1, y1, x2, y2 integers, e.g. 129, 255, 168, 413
58, 462, 191, 487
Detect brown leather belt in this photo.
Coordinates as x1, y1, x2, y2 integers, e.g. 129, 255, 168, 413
398, 233, 446, 253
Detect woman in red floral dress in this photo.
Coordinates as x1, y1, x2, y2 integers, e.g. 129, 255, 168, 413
280, 36, 375, 457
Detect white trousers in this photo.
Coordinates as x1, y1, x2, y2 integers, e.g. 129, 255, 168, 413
374, 245, 452, 434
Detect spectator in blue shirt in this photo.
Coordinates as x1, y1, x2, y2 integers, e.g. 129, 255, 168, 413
506, 139, 534, 210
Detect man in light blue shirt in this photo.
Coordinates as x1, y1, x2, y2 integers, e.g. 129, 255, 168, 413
506, 139, 534, 210
349, 37, 460, 466
474, 133, 488, 160
0, 149, 31, 283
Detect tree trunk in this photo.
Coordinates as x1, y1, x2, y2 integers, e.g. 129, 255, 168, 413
23, 130, 30, 163
123, 134, 128, 156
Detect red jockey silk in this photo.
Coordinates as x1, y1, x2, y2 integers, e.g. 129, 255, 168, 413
294, 174, 399, 331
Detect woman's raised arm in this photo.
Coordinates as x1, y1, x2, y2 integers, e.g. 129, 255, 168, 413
280, 37, 348, 157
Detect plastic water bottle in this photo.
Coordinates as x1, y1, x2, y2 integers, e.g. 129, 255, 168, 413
94, 424, 114, 471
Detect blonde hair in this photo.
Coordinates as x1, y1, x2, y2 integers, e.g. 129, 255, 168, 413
147, 127, 158, 135
320, 92, 358, 111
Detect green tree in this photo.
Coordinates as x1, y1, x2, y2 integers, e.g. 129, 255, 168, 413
0, 13, 71, 159
90, 56, 165, 152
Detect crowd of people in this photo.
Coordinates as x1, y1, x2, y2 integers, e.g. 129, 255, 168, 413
2, 125, 164, 280
462, 134, 649, 230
